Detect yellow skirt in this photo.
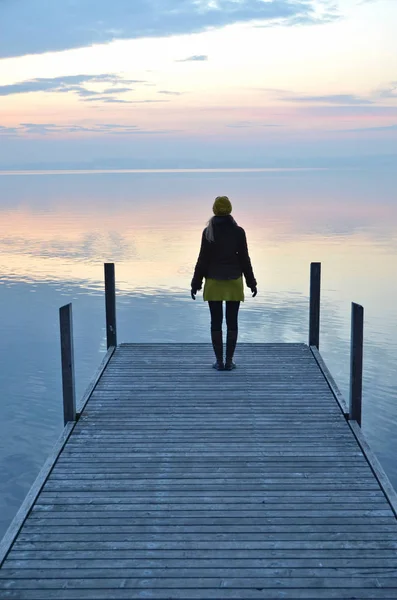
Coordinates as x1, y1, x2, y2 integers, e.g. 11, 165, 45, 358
203, 277, 244, 302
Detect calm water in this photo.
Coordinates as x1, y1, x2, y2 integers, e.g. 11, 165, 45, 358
0, 167, 396, 538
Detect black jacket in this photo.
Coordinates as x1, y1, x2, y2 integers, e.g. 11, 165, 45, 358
191, 216, 257, 291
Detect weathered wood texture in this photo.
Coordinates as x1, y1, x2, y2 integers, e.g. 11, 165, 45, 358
349, 302, 364, 426
1, 343, 397, 599
309, 263, 321, 348
59, 303, 76, 425
104, 263, 117, 349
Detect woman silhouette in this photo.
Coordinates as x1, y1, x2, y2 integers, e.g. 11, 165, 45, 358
191, 196, 257, 371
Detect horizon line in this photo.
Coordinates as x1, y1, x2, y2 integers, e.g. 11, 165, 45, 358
0, 167, 335, 176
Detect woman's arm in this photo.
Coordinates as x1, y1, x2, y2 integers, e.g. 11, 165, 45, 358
191, 230, 211, 291
238, 228, 257, 289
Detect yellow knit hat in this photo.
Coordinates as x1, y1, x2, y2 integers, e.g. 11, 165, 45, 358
213, 196, 232, 216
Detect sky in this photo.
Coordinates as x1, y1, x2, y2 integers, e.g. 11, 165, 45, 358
0, 0, 396, 167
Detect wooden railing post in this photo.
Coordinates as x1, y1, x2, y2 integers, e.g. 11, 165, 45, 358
309, 262, 321, 348
105, 262, 117, 349
59, 303, 76, 425
349, 302, 364, 426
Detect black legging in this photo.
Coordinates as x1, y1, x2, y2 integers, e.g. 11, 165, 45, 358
209, 301, 240, 332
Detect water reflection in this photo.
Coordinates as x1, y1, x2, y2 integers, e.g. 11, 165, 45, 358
0, 168, 396, 538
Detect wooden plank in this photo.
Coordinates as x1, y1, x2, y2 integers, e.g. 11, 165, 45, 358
57, 452, 366, 459
17, 533, 397, 545
33, 506, 390, 515
35, 489, 386, 501
0, 588, 395, 599
74, 420, 349, 425
82, 405, 342, 411
5, 557, 397, 570
19, 525, 397, 537
11, 539, 397, 550
66, 436, 356, 443
46, 471, 375, 480
4, 575, 397, 590
31, 497, 391, 506
61, 444, 361, 452
49, 467, 372, 475
45, 481, 378, 490
49, 466, 371, 475
73, 423, 349, 429
8, 548, 397, 559
25, 516, 395, 527
29, 510, 393, 520
4, 565, 397, 578
55, 456, 366, 464
53, 458, 367, 465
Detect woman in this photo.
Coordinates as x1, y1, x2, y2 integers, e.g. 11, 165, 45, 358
191, 196, 257, 371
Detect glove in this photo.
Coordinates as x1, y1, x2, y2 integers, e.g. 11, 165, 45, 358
191, 288, 197, 300
251, 286, 257, 298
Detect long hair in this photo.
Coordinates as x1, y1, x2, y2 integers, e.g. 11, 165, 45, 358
205, 215, 237, 243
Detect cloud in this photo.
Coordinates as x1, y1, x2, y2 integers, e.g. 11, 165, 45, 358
0, 122, 178, 136
82, 97, 169, 104
262, 84, 397, 106
275, 11, 339, 26
0, 1, 338, 59
0, 75, 93, 96
100, 124, 139, 129
298, 105, 397, 117
256, 87, 290, 94
281, 93, 375, 105
158, 90, 183, 95
342, 123, 397, 133
0, 125, 19, 136
256, 88, 376, 105
378, 82, 397, 99
255, 1, 340, 27
0, 74, 141, 99
67, 88, 102, 98
176, 55, 208, 62
102, 87, 133, 94
0, 74, 178, 105
82, 96, 134, 104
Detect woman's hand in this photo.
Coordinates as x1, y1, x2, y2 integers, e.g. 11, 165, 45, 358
191, 288, 197, 300
251, 286, 257, 298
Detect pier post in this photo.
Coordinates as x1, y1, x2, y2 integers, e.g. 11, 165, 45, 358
59, 303, 76, 425
309, 262, 321, 348
105, 263, 117, 348
349, 302, 364, 426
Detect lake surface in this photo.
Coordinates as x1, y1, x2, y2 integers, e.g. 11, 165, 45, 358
0, 166, 396, 538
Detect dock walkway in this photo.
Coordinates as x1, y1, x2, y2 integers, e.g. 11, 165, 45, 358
1, 342, 397, 598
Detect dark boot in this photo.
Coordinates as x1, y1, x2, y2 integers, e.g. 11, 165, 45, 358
225, 329, 238, 370
211, 330, 224, 370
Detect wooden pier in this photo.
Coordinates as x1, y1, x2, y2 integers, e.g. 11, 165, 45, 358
1, 262, 397, 598
1, 341, 397, 598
